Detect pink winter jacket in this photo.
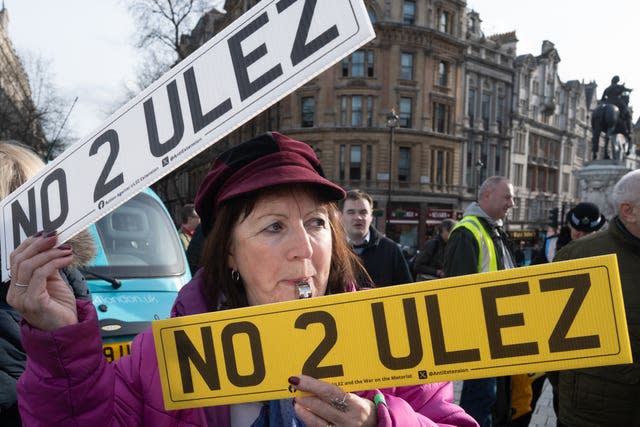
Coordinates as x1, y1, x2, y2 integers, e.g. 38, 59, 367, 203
17, 273, 477, 427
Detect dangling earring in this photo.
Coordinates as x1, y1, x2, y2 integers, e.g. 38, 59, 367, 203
231, 269, 240, 282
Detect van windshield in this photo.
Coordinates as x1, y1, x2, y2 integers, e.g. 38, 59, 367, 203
89, 192, 185, 278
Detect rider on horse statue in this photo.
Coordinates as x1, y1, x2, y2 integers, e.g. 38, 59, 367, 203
600, 75, 633, 134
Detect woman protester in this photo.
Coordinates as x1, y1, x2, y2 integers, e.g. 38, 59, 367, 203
0, 141, 94, 426
8, 132, 477, 426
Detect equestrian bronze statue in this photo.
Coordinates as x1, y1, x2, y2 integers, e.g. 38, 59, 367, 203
591, 75, 633, 160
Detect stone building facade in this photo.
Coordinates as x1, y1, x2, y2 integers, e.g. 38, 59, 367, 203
164, 0, 470, 251
462, 10, 516, 209
159, 1, 633, 248
509, 41, 597, 235
278, 0, 469, 250
0, 7, 46, 154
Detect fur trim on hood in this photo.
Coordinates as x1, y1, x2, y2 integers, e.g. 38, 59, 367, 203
68, 229, 97, 268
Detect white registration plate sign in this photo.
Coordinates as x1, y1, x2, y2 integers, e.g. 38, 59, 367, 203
1, 0, 375, 280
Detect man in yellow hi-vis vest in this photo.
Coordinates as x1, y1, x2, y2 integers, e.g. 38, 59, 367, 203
444, 176, 516, 427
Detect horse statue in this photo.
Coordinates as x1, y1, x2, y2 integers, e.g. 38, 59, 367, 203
591, 101, 632, 160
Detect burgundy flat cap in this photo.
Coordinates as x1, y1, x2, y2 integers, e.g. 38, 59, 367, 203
195, 132, 345, 234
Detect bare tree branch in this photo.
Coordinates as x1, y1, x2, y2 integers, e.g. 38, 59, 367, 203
127, 0, 218, 61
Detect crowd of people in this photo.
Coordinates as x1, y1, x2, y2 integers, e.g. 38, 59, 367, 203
2, 130, 640, 427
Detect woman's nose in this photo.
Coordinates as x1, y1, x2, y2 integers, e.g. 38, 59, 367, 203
287, 224, 313, 260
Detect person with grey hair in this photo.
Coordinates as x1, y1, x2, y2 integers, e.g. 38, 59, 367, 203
413, 218, 457, 281
444, 176, 516, 427
553, 169, 640, 427
0, 141, 95, 427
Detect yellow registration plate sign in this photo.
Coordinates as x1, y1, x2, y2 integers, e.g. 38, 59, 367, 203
102, 341, 131, 362
153, 255, 631, 410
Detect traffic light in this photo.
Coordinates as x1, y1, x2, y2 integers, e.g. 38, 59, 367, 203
549, 207, 559, 228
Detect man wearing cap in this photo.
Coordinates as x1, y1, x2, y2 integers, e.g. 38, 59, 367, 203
565, 201, 606, 240
519, 202, 606, 426
339, 189, 412, 287
444, 176, 516, 427
554, 170, 640, 426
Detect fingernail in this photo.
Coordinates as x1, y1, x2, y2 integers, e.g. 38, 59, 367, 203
44, 230, 57, 238
288, 376, 300, 386
32, 231, 44, 238
57, 244, 72, 250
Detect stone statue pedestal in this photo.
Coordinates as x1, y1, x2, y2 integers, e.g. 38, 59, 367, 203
575, 160, 630, 221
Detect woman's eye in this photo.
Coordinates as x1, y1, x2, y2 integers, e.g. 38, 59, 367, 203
308, 217, 327, 228
265, 222, 283, 232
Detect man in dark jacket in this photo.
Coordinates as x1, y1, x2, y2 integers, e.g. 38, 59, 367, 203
413, 218, 456, 280
554, 170, 640, 427
444, 176, 516, 427
340, 189, 412, 287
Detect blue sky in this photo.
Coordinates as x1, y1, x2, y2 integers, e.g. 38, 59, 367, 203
5, 0, 136, 139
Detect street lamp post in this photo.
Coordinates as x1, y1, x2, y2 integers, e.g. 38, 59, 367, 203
386, 109, 399, 235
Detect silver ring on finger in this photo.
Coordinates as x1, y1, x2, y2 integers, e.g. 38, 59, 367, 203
14, 282, 29, 288
330, 393, 349, 412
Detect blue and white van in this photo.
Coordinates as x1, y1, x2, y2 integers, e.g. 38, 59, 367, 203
82, 188, 191, 361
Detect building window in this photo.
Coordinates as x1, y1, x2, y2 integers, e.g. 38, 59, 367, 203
403, 1, 415, 25
351, 95, 362, 126
494, 144, 502, 176
339, 144, 372, 182
496, 96, 505, 133
342, 50, 375, 78
367, 7, 377, 24
562, 172, 570, 193
340, 95, 373, 127
438, 61, 448, 87
339, 145, 345, 180
350, 145, 361, 180
481, 92, 491, 129
430, 148, 453, 185
366, 50, 374, 77
433, 102, 449, 134
465, 141, 474, 187
366, 145, 372, 180
398, 147, 411, 182
563, 143, 572, 164
515, 132, 526, 154
367, 96, 374, 127
468, 88, 476, 125
351, 51, 365, 77
301, 96, 315, 127
514, 164, 523, 187
526, 166, 534, 189
401, 52, 414, 80
399, 97, 412, 128
439, 11, 450, 33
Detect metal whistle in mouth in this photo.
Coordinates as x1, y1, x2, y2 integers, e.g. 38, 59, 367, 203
296, 281, 312, 299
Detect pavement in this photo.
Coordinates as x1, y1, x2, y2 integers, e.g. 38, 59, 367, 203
453, 380, 557, 426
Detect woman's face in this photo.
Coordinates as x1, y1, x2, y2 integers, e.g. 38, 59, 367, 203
228, 189, 332, 306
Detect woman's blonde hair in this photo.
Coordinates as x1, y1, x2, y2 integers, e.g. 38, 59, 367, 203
0, 140, 45, 201
0, 141, 97, 266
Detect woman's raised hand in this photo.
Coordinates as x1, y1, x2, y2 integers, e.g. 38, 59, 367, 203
290, 375, 377, 427
7, 231, 78, 331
